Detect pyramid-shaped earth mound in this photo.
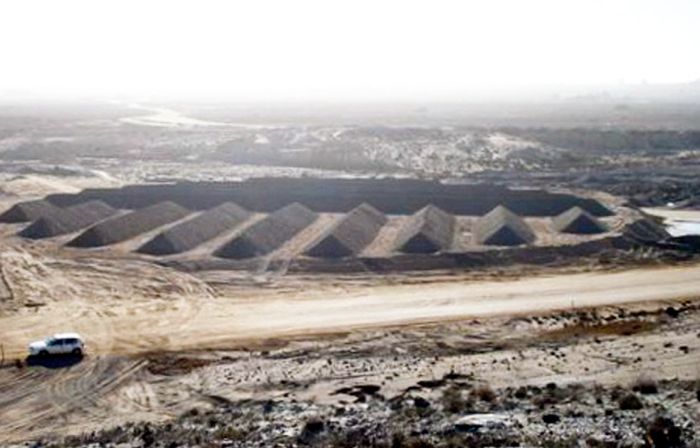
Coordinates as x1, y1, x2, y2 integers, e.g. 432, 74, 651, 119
553, 206, 607, 234
473, 205, 535, 246
0, 200, 60, 223
394, 204, 455, 254
138, 202, 251, 255
68, 201, 190, 248
305, 203, 387, 258
624, 218, 669, 243
216, 203, 317, 259
20, 201, 117, 239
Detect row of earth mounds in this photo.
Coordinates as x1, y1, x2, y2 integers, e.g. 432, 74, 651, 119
40, 178, 613, 217
172, 230, 678, 274
473, 205, 609, 246
7, 199, 614, 258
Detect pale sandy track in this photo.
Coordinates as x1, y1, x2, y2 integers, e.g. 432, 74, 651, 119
0, 357, 147, 442
2, 263, 700, 358
174, 264, 700, 348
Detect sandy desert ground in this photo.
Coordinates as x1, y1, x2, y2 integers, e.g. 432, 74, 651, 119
2, 247, 700, 361
0, 104, 699, 446
0, 193, 698, 444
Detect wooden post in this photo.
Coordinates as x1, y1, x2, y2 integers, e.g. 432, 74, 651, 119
0, 344, 4, 367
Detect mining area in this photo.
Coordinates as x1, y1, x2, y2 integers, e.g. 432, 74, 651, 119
0, 102, 699, 447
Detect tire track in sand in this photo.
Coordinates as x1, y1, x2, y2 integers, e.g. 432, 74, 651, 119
0, 357, 146, 443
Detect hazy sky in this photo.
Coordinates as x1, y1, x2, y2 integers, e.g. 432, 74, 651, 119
1, 0, 699, 101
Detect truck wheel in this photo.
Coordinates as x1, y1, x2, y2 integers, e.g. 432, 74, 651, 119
39, 350, 48, 356
72, 348, 82, 356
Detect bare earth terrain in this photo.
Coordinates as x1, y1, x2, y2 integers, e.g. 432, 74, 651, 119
2, 250, 700, 360
0, 102, 699, 447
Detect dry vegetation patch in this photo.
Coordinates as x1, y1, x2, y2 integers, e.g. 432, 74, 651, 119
538, 319, 659, 342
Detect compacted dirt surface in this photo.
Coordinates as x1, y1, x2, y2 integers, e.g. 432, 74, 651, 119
0, 173, 698, 446
2, 241, 700, 360
0, 229, 699, 445
1, 293, 699, 445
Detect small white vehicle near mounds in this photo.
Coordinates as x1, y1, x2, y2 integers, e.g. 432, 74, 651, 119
28, 333, 85, 356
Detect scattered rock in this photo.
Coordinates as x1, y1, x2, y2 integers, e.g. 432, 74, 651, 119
646, 416, 683, 447
514, 386, 528, 399
618, 393, 643, 410
357, 384, 381, 395
443, 371, 469, 381
453, 413, 511, 433
262, 400, 275, 414
665, 307, 680, 318
585, 435, 617, 447
542, 413, 561, 424
417, 379, 445, 389
298, 418, 325, 444
474, 385, 496, 402
633, 379, 658, 395
413, 396, 431, 409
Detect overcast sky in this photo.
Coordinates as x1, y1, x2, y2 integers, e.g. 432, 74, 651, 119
1, 0, 698, 101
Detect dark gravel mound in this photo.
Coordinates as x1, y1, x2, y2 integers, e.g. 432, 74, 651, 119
305, 203, 387, 258
474, 205, 536, 246
137, 202, 251, 255
19, 201, 117, 239
45, 178, 613, 217
0, 199, 60, 223
67, 201, 191, 248
394, 205, 455, 254
624, 218, 670, 243
216, 203, 317, 259
553, 206, 607, 234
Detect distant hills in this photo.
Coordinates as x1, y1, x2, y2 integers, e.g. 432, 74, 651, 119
561, 79, 700, 103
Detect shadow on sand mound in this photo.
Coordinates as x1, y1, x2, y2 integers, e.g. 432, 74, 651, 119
0, 200, 61, 223
393, 204, 455, 254
304, 203, 387, 258
216, 203, 318, 259
553, 206, 607, 234
138, 202, 251, 255
19, 200, 118, 239
474, 205, 536, 246
68, 201, 191, 248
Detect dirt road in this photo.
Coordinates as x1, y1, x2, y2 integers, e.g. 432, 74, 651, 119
178, 264, 700, 348
2, 258, 699, 359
